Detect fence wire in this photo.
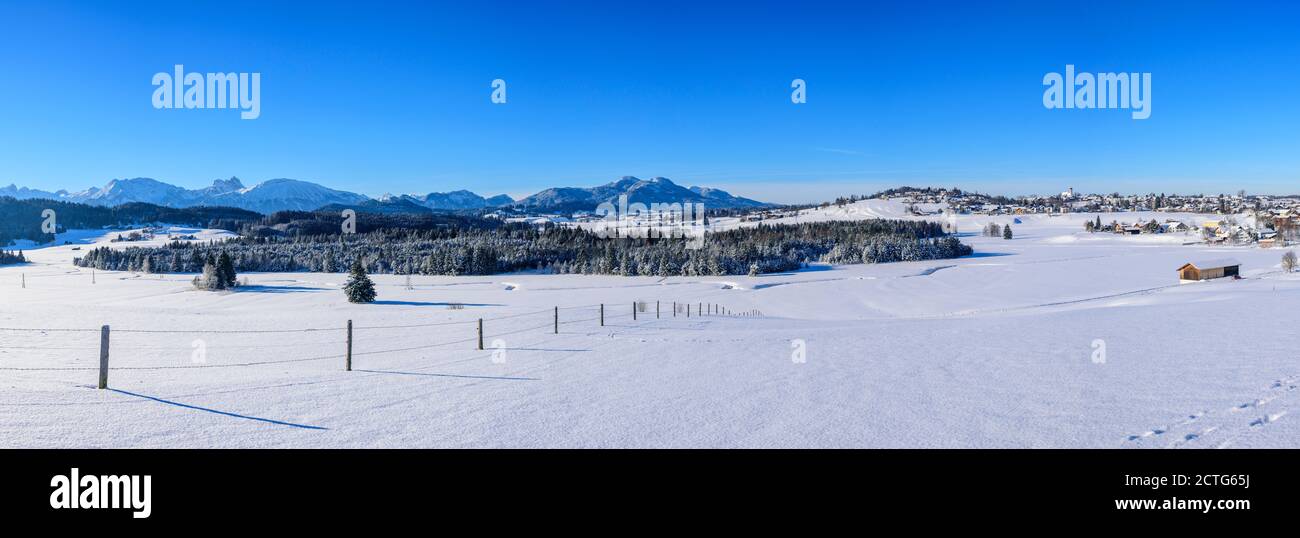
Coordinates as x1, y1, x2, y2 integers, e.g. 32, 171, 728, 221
0, 300, 753, 375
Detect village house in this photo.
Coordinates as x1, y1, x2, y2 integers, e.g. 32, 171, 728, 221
1275, 214, 1299, 232
1229, 226, 1256, 245
1257, 230, 1281, 248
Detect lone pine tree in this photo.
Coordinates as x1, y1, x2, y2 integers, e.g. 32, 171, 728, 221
344, 258, 377, 303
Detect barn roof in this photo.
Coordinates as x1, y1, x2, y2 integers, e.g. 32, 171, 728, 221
1178, 258, 1242, 270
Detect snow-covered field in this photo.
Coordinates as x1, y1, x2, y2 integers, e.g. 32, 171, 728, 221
2, 203, 1298, 448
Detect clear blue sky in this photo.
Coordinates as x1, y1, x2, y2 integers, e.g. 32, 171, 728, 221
1, 0, 1297, 203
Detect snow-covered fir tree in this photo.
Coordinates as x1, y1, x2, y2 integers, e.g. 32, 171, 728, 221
217, 251, 238, 288
343, 258, 377, 303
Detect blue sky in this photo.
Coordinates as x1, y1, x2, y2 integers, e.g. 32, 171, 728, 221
1, 0, 1297, 203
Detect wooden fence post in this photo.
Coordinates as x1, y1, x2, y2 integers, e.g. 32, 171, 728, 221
657, 301, 660, 319
97, 325, 110, 389
687, 303, 691, 317
600, 304, 604, 326
554, 306, 558, 334
633, 302, 637, 321
477, 318, 484, 350
346, 320, 353, 371
673, 301, 677, 317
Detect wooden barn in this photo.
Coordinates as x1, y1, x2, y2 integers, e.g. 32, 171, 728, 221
1177, 258, 1241, 282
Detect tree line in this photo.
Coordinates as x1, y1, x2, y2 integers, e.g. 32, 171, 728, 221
0, 197, 262, 246
0, 250, 26, 265
73, 218, 972, 277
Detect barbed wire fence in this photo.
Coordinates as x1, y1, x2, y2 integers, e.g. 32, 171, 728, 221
0, 300, 764, 389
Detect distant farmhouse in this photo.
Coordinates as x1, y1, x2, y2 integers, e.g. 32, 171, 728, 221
1177, 258, 1241, 282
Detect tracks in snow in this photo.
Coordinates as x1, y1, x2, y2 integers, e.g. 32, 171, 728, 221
1124, 374, 1297, 448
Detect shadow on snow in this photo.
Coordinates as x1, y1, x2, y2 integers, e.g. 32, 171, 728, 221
107, 388, 328, 430
353, 369, 539, 381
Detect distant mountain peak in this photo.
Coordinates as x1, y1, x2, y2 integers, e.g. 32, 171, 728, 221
211, 176, 244, 192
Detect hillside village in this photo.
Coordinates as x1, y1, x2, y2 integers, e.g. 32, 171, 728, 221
554, 185, 1300, 249
811, 186, 1300, 248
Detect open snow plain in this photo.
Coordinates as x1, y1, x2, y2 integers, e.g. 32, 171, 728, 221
2, 201, 1297, 448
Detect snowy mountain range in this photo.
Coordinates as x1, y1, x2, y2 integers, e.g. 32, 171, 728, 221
0, 177, 368, 214
515, 176, 768, 211
386, 190, 516, 211
0, 176, 769, 214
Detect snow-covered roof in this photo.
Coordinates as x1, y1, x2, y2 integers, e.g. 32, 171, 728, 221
1181, 258, 1242, 270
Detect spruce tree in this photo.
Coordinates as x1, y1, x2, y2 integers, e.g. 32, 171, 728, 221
1003, 225, 1013, 240
344, 258, 377, 303
218, 251, 238, 288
